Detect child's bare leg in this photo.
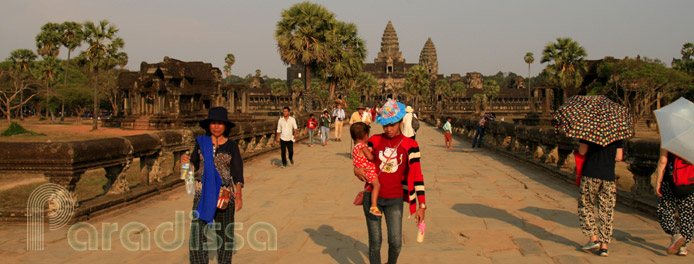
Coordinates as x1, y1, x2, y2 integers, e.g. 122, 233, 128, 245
370, 180, 380, 207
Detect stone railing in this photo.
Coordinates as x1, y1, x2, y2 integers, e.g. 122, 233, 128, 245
420, 115, 661, 213
0, 116, 311, 222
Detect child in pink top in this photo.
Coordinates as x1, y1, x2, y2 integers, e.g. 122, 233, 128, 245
350, 122, 381, 216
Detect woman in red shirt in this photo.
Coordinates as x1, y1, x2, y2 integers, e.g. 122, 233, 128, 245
307, 113, 317, 147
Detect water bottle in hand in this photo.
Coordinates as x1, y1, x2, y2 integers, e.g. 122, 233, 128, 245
185, 169, 195, 195
417, 222, 426, 243
181, 162, 190, 180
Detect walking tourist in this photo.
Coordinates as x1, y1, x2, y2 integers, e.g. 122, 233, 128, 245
350, 106, 369, 125
307, 113, 317, 147
350, 122, 381, 216
181, 106, 244, 264
319, 110, 331, 146
577, 139, 623, 257
276, 106, 297, 167
472, 112, 494, 148
442, 117, 452, 149
353, 99, 427, 264
401, 106, 418, 140
655, 150, 693, 256
333, 103, 346, 141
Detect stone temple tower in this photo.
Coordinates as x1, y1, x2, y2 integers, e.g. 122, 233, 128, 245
419, 37, 438, 76
375, 21, 405, 66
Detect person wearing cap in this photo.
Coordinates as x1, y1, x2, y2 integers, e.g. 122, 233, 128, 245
353, 99, 427, 264
350, 105, 370, 126
332, 104, 346, 141
401, 105, 418, 140
180, 106, 244, 264
276, 106, 298, 167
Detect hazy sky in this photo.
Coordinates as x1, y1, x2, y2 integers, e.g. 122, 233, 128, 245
2, 0, 693, 79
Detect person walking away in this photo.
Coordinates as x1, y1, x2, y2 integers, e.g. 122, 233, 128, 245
350, 122, 382, 216
472, 113, 495, 148
442, 117, 453, 149
181, 107, 244, 264
353, 99, 427, 264
319, 110, 331, 146
655, 150, 694, 256
307, 113, 317, 147
276, 107, 297, 167
577, 139, 623, 257
333, 104, 346, 141
402, 106, 418, 140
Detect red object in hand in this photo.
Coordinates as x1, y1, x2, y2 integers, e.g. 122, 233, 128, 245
574, 153, 585, 185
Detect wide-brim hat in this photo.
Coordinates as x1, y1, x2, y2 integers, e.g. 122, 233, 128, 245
375, 99, 406, 125
199, 107, 236, 130
357, 105, 366, 110
405, 106, 414, 113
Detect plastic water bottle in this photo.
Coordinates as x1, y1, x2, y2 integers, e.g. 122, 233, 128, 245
185, 169, 195, 195
181, 162, 190, 180
417, 222, 426, 243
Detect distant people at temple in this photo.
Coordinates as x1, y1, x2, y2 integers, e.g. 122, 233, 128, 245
370, 106, 377, 122
442, 117, 453, 149
276, 106, 297, 167
333, 104, 346, 142
307, 113, 318, 147
319, 110, 331, 146
401, 106, 418, 140
364, 107, 373, 124
577, 138, 623, 257
655, 150, 693, 256
350, 106, 370, 126
472, 112, 495, 148
180, 106, 244, 264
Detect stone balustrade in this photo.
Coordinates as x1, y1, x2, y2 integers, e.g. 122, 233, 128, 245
0, 116, 310, 221
420, 115, 662, 213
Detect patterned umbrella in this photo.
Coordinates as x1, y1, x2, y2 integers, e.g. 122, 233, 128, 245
553, 95, 634, 146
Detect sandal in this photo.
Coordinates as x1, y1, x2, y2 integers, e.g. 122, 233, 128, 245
369, 206, 382, 216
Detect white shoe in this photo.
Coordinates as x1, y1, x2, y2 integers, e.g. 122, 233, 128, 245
679, 247, 688, 256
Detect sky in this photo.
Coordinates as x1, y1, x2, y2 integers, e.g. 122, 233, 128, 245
1, 0, 693, 79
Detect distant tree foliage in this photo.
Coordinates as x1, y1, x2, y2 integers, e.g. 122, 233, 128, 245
270, 81, 288, 96
672, 42, 694, 76
541, 37, 587, 103
404, 65, 430, 110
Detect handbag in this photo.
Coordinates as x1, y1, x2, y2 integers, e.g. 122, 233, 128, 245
353, 137, 405, 206
217, 186, 231, 210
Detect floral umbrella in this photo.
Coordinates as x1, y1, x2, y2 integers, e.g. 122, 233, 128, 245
553, 95, 634, 146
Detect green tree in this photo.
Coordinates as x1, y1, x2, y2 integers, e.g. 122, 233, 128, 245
83, 20, 124, 130
524, 52, 536, 112
275, 2, 335, 99
58, 21, 84, 119
35, 22, 62, 57
435, 79, 452, 98
483, 80, 500, 109
35, 56, 63, 120
355, 72, 379, 105
322, 21, 366, 101
672, 42, 694, 76
223, 53, 235, 78
271, 81, 288, 96
541, 38, 587, 104
404, 65, 430, 110
452, 81, 466, 104
1, 49, 39, 124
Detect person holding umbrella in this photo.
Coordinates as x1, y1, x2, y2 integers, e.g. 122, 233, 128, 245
654, 97, 694, 256
554, 95, 633, 257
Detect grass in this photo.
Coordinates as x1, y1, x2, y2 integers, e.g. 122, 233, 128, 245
1, 122, 45, 137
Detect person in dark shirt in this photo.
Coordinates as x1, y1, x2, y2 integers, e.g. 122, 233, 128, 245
577, 139, 623, 257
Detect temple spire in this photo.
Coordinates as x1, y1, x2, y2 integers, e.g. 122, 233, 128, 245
375, 21, 404, 63
419, 37, 438, 76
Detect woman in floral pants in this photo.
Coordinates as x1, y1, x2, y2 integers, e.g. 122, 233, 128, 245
655, 150, 693, 256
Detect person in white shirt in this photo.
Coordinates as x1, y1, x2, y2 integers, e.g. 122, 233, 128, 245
332, 104, 346, 141
401, 105, 418, 140
276, 107, 298, 167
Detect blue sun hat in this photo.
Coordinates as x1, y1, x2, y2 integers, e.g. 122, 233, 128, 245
375, 99, 407, 125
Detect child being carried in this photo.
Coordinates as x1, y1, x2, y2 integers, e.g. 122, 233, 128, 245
350, 122, 381, 216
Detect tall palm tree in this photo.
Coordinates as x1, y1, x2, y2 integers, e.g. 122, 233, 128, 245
541, 38, 587, 105
404, 65, 430, 110
483, 80, 500, 110
223, 53, 235, 78
275, 2, 335, 98
452, 82, 466, 98
322, 21, 366, 101
35, 56, 63, 120
58, 21, 84, 120
83, 20, 124, 130
35, 23, 62, 57
524, 52, 535, 112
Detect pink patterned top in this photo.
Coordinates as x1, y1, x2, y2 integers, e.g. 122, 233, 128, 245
352, 142, 377, 183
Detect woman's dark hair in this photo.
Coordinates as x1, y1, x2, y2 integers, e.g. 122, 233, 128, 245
204, 122, 231, 137
350, 122, 370, 141
309, 113, 314, 117
323, 110, 328, 114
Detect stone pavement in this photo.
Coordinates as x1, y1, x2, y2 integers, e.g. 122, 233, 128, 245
0, 123, 690, 263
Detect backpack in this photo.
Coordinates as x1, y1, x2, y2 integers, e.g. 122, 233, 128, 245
671, 155, 694, 197
411, 114, 420, 131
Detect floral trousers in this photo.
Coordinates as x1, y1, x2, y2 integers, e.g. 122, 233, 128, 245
578, 177, 617, 244
657, 181, 694, 245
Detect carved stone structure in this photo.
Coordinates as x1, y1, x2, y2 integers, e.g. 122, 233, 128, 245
419, 38, 438, 77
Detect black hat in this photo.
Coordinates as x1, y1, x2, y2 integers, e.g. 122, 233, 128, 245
199, 107, 236, 130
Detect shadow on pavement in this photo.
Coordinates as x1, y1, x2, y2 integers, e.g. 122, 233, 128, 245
452, 203, 580, 248
335, 152, 352, 159
613, 229, 667, 256
305, 225, 368, 264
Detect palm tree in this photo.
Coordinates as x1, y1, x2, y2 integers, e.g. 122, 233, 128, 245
58, 21, 84, 120
355, 72, 378, 105
8, 49, 38, 120
524, 52, 535, 112
541, 38, 587, 105
83, 20, 124, 130
322, 21, 366, 101
483, 80, 500, 109
223, 53, 235, 78
35, 56, 63, 120
404, 65, 430, 110
35, 23, 62, 57
275, 2, 335, 98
